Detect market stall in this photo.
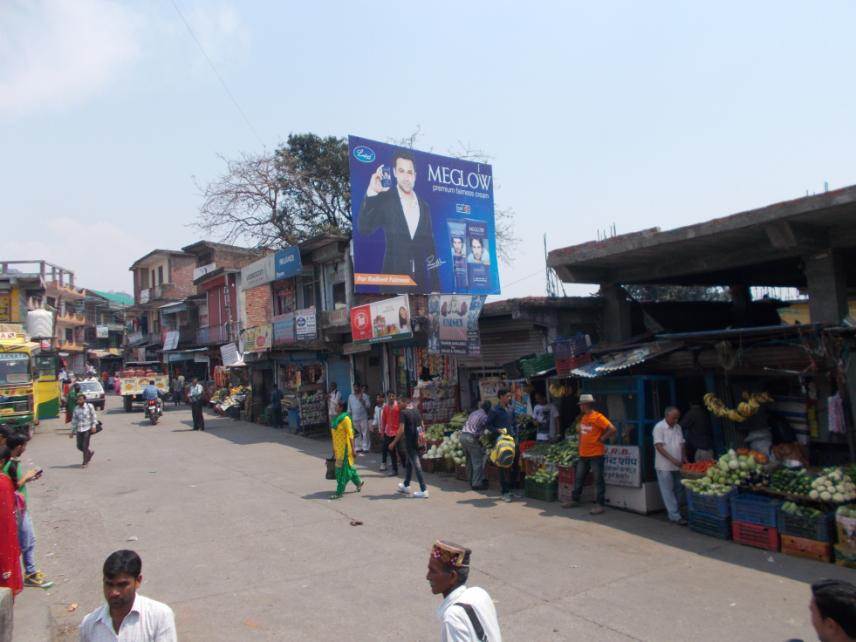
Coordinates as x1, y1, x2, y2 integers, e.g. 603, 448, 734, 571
278, 361, 327, 433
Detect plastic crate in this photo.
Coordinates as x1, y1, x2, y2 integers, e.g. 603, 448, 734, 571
730, 493, 781, 528
685, 488, 734, 520
524, 478, 558, 502
421, 457, 437, 474
455, 464, 468, 482
558, 482, 574, 503
777, 510, 835, 543
523, 458, 544, 477
557, 464, 592, 487
781, 534, 833, 563
732, 520, 780, 551
688, 510, 731, 540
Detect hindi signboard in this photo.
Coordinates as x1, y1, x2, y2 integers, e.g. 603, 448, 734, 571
295, 307, 317, 341
604, 445, 642, 488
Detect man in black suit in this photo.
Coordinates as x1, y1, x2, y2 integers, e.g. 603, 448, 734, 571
357, 150, 439, 292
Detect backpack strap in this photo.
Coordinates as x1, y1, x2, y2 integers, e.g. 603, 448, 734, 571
455, 603, 487, 641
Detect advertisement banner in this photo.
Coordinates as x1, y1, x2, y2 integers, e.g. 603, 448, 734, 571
348, 135, 499, 295
244, 324, 272, 352
427, 294, 484, 356
241, 254, 276, 290
295, 307, 317, 341
272, 313, 295, 345
96, 325, 109, 339
350, 295, 412, 343
274, 247, 302, 280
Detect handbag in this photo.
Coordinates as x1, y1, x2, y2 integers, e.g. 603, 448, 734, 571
325, 457, 337, 480
92, 420, 103, 434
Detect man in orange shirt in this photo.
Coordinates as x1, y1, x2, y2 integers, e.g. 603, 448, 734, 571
563, 393, 616, 514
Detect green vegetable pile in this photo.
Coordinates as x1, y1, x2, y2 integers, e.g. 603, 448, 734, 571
529, 467, 558, 484
680, 477, 734, 497
770, 468, 813, 496
545, 438, 579, 466
837, 505, 856, 519
448, 413, 467, 430
781, 501, 824, 519
424, 424, 445, 441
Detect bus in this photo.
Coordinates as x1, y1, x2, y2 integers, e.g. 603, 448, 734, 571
0, 328, 60, 435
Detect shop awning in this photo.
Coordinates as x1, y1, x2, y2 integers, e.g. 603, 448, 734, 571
88, 349, 122, 359
159, 301, 187, 314
571, 341, 682, 378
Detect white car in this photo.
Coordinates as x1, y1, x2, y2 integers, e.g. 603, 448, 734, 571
77, 380, 106, 410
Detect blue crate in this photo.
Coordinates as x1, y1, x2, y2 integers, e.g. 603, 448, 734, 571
688, 510, 732, 540
776, 510, 835, 543
685, 488, 735, 519
730, 493, 781, 528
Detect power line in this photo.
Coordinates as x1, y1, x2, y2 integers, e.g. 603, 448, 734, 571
503, 268, 545, 289
169, 0, 266, 148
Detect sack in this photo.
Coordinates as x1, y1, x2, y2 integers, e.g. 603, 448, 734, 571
490, 430, 516, 468
325, 457, 337, 480
92, 421, 103, 435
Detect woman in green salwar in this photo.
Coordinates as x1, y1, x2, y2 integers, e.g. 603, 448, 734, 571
330, 400, 365, 499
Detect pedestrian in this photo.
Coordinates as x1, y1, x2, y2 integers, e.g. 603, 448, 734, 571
327, 382, 341, 427
370, 392, 385, 448
0, 447, 23, 599
69, 393, 97, 467
269, 385, 284, 429
427, 540, 502, 642
380, 392, 401, 475
329, 400, 364, 500
79, 549, 177, 641
348, 384, 371, 454
653, 407, 688, 525
2, 434, 52, 589
681, 401, 715, 462
65, 382, 81, 423
532, 392, 559, 443
189, 377, 205, 431
809, 579, 856, 642
461, 401, 491, 490
390, 396, 429, 498
563, 393, 616, 514
488, 390, 518, 502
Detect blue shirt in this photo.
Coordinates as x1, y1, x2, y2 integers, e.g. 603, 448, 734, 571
142, 385, 159, 400
488, 405, 513, 433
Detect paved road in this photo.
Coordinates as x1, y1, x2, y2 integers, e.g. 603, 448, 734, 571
12, 395, 851, 641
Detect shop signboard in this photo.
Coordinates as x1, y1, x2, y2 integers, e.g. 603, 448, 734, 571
220, 342, 240, 366
348, 135, 499, 295
96, 325, 109, 339
272, 313, 296, 345
295, 307, 317, 341
274, 247, 302, 280
244, 324, 272, 352
350, 295, 412, 343
163, 330, 179, 351
427, 294, 484, 356
604, 445, 642, 487
241, 254, 276, 290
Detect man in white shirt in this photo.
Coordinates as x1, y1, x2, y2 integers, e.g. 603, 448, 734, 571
80, 549, 176, 642
69, 393, 97, 467
347, 384, 371, 454
653, 406, 687, 525
532, 393, 560, 442
427, 540, 502, 642
189, 378, 205, 431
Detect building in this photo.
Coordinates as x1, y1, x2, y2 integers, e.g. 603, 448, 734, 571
83, 290, 131, 374
0, 261, 47, 324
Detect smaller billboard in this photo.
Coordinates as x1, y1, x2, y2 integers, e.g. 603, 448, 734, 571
350, 295, 412, 344
241, 254, 276, 290
295, 307, 317, 340
243, 324, 272, 352
272, 313, 295, 345
96, 325, 109, 339
427, 294, 484, 356
275, 247, 302, 280
220, 343, 240, 366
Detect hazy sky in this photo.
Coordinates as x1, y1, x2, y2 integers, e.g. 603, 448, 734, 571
2, 1, 855, 298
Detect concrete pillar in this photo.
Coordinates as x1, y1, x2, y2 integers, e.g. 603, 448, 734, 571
730, 284, 751, 325
804, 250, 848, 324
601, 283, 632, 343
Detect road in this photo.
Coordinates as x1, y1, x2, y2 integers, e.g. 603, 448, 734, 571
12, 395, 850, 641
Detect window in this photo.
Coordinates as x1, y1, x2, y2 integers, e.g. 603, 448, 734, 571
65, 328, 73, 342
158, 266, 164, 285
332, 282, 346, 307
299, 276, 316, 309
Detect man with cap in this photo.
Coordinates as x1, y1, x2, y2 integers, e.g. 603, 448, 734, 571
427, 540, 502, 642
563, 393, 616, 514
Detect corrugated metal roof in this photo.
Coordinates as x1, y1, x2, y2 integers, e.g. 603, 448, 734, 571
572, 341, 682, 378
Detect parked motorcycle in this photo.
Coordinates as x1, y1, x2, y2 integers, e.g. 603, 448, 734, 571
145, 398, 162, 425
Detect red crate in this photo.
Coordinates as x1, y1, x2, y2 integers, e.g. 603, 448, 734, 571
523, 458, 542, 477
557, 464, 592, 487
732, 520, 780, 551
558, 482, 574, 503
781, 534, 833, 563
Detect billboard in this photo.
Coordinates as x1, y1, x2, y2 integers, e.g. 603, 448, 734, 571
243, 324, 272, 352
348, 135, 499, 295
350, 295, 413, 343
275, 247, 302, 280
427, 294, 485, 356
241, 254, 275, 290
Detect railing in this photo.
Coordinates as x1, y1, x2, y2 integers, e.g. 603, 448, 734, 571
196, 324, 231, 345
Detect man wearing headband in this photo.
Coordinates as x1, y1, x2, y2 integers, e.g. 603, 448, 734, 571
427, 541, 502, 641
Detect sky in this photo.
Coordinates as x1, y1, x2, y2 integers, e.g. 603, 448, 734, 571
2, 0, 856, 298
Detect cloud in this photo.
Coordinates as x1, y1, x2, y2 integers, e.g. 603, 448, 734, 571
0, 217, 139, 293
0, 0, 141, 116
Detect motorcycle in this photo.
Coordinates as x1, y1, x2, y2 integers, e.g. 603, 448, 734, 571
145, 398, 162, 425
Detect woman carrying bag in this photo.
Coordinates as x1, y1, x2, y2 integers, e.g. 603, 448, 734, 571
329, 400, 365, 500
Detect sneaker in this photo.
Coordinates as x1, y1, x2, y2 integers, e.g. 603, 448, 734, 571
379, 463, 387, 471
356, 481, 366, 493
501, 493, 513, 503
413, 490, 429, 499
329, 493, 343, 500
590, 506, 606, 515
24, 572, 54, 589
397, 482, 410, 494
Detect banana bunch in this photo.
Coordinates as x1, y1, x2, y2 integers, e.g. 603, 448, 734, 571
548, 382, 571, 398
703, 391, 773, 423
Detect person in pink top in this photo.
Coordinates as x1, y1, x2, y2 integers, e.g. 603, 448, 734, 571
380, 392, 401, 475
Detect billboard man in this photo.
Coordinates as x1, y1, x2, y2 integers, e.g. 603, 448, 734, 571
358, 150, 439, 292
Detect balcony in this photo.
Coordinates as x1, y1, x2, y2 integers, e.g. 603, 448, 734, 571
196, 324, 232, 345
56, 312, 86, 326
320, 307, 349, 334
